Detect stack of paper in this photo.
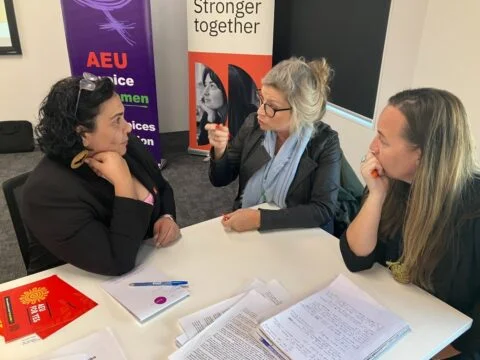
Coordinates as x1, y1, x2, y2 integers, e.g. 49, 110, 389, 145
101, 264, 189, 323
170, 279, 291, 359
175, 278, 266, 347
0, 275, 97, 342
170, 275, 410, 360
258, 274, 410, 360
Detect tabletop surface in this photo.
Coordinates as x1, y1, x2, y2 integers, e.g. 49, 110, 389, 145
0, 214, 472, 360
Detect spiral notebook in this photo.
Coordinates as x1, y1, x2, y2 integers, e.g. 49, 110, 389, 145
101, 265, 189, 323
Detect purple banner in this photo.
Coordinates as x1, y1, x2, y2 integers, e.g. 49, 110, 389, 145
61, 0, 162, 162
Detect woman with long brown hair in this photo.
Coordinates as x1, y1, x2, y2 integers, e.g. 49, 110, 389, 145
340, 88, 480, 359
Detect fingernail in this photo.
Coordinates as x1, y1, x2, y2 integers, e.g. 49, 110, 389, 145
371, 169, 379, 178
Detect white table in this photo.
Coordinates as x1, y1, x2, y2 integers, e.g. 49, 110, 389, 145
0, 215, 472, 360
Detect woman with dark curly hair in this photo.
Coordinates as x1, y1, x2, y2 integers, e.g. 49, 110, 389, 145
22, 73, 180, 275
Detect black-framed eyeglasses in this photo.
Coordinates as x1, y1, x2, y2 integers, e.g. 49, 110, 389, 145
74, 72, 99, 117
256, 90, 292, 118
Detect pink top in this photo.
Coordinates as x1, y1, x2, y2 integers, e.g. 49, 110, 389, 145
143, 192, 155, 206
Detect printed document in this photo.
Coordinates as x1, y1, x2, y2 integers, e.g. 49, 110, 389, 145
259, 274, 410, 360
169, 282, 290, 360
176, 279, 289, 347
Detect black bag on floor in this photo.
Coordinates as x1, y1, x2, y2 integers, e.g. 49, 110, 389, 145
0, 121, 35, 153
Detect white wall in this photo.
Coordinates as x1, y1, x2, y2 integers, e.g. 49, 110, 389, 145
1, 0, 479, 161
412, 0, 480, 157
0, 0, 189, 133
151, 0, 188, 133
0, 0, 70, 123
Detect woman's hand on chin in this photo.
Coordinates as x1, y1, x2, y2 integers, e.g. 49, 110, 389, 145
85, 151, 130, 186
198, 101, 217, 122
85, 151, 138, 199
361, 152, 389, 200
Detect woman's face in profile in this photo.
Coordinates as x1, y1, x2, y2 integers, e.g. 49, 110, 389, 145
369, 105, 421, 183
81, 93, 132, 156
202, 74, 225, 110
257, 86, 292, 134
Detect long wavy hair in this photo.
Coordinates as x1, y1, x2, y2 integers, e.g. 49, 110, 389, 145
379, 88, 479, 290
36, 76, 115, 165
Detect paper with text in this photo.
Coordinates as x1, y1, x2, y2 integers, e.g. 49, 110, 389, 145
169, 285, 290, 360
177, 279, 289, 347
259, 274, 410, 360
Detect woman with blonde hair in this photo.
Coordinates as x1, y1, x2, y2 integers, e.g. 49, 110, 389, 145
340, 88, 480, 359
206, 57, 341, 233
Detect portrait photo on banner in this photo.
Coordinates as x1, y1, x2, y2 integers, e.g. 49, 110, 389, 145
195, 63, 228, 146
195, 62, 259, 146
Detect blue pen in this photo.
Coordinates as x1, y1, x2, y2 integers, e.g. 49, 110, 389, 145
258, 336, 288, 360
129, 281, 189, 287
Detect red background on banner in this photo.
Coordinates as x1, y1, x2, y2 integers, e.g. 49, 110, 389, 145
188, 52, 272, 152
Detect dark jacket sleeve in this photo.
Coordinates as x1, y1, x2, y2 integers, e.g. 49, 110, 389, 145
339, 230, 378, 272
209, 113, 256, 187
451, 217, 480, 354
158, 177, 176, 219
259, 130, 341, 231
23, 180, 153, 276
128, 134, 176, 220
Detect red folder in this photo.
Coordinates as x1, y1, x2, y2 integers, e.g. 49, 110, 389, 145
0, 275, 97, 342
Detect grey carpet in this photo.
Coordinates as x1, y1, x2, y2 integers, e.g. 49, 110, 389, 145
0, 133, 237, 284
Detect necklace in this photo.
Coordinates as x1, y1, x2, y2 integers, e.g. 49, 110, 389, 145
386, 261, 411, 284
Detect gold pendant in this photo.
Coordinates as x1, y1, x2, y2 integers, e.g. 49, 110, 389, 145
70, 149, 89, 169
386, 261, 411, 284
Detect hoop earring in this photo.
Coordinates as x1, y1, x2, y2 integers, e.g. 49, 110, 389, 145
70, 150, 89, 169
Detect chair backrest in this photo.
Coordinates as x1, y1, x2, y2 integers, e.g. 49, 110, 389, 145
333, 153, 364, 238
2, 172, 30, 268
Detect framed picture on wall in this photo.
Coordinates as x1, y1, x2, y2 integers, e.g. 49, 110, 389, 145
0, 0, 21, 55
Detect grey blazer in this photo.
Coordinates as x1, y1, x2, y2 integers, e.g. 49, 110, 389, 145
209, 113, 341, 231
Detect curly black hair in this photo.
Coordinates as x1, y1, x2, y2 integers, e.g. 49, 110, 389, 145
36, 75, 115, 165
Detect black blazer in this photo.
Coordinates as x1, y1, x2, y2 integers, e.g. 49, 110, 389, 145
209, 113, 341, 231
340, 177, 480, 356
22, 135, 175, 276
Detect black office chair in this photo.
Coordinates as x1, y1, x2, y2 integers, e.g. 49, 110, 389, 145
333, 153, 364, 238
2, 172, 30, 269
